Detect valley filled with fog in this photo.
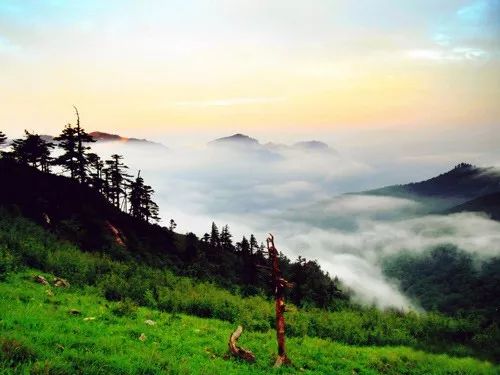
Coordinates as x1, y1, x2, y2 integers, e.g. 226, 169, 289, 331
90, 130, 500, 309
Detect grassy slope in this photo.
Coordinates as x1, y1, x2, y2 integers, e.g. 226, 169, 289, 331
1, 272, 498, 375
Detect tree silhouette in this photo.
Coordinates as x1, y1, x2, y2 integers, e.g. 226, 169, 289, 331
169, 219, 177, 231
54, 124, 79, 179
239, 236, 250, 255
220, 225, 233, 251
129, 171, 146, 219
210, 222, 220, 248
0, 109, 165, 225
104, 154, 131, 208
201, 233, 210, 243
128, 170, 160, 222
9, 131, 54, 172
87, 152, 105, 192
0, 131, 7, 146
249, 234, 258, 255
143, 184, 159, 222
72, 106, 95, 183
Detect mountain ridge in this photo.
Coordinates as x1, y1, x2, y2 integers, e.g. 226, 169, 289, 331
209, 133, 336, 153
89, 131, 168, 149
359, 162, 500, 209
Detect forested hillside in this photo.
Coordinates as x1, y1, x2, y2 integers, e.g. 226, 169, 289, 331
447, 192, 500, 221
0, 157, 342, 309
383, 245, 500, 318
1, 128, 500, 373
362, 163, 500, 210
1, 208, 499, 369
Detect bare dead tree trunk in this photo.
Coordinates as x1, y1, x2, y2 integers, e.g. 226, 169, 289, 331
228, 325, 256, 362
73, 105, 85, 184
267, 234, 292, 367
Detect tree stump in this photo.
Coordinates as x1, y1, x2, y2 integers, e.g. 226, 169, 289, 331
34, 275, 49, 286
228, 325, 255, 363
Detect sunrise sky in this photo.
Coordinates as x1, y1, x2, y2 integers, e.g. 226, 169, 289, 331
1, 0, 499, 138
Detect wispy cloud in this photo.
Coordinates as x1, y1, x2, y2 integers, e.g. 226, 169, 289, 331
420, 0, 500, 64
0, 35, 20, 54
407, 47, 489, 62
173, 96, 286, 108
457, 0, 490, 23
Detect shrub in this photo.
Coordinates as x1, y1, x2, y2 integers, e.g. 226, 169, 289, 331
99, 273, 130, 301
111, 298, 138, 317
0, 246, 17, 280
0, 337, 36, 365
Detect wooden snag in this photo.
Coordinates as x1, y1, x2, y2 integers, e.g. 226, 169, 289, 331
267, 234, 293, 368
228, 325, 256, 363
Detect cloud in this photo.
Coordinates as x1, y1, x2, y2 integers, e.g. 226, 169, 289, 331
421, 0, 500, 64
269, 209, 500, 310
173, 97, 286, 108
407, 47, 489, 62
86, 126, 500, 310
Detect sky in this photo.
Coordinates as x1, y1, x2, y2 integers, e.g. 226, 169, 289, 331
2, 0, 500, 308
1, 0, 500, 138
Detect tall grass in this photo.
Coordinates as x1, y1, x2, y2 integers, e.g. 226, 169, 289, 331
0, 272, 497, 374
0, 209, 498, 361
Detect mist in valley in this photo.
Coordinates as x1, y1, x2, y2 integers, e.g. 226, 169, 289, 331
88, 129, 500, 310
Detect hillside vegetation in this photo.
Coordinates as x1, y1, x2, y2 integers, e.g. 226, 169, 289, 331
447, 192, 500, 221
0, 158, 343, 309
1, 131, 500, 373
1, 209, 500, 368
383, 245, 500, 319
1, 271, 498, 375
363, 163, 500, 210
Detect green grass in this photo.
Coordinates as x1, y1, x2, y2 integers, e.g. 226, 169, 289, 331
0, 271, 498, 375
3, 210, 498, 362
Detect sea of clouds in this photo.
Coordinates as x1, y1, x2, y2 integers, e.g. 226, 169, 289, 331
91, 133, 500, 310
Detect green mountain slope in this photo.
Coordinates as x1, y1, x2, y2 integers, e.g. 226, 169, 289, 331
0, 158, 343, 309
1, 206, 500, 366
447, 192, 500, 221
362, 163, 500, 209
2, 159, 500, 372
1, 271, 498, 375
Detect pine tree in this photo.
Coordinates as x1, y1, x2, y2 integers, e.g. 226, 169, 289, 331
72, 106, 95, 183
220, 225, 233, 251
143, 184, 159, 222
9, 131, 54, 172
240, 236, 250, 255
201, 233, 210, 243
87, 153, 105, 192
0, 131, 7, 146
210, 222, 220, 248
54, 124, 79, 179
169, 219, 177, 231
128, 170, 160, 222
128, 171, 146, 219
0, 131, 7, 159
104, 154, 131, 208
249, 234, 258, 255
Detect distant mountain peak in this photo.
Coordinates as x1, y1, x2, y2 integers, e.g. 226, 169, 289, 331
89, 131, 123, 142
451, 162, 476, 172
89, 131, 167, 149
292, 140, 332, 152
209, 133, 260, 145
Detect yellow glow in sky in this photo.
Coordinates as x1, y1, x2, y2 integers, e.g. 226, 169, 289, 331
0, 0, 499, 136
